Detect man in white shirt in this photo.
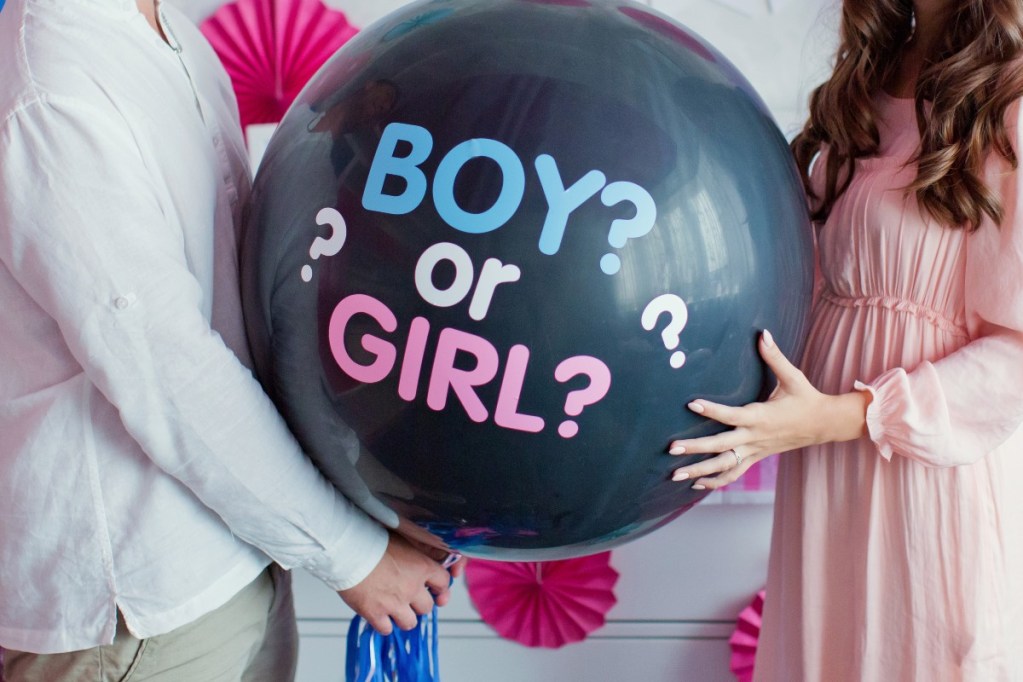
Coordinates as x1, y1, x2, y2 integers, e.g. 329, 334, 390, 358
0, 0, 454, 678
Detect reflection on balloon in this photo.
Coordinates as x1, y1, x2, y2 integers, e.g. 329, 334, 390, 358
242, 0, 813, 560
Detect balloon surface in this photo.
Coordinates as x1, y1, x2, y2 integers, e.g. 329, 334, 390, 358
242, 0, 814, 560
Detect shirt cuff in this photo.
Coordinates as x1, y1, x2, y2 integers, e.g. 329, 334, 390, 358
303, 500, 390, 591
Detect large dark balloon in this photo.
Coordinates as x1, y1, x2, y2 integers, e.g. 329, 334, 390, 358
242, 0, 813, 560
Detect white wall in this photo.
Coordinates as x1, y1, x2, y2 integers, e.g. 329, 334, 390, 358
162, 1, 840, 678
168, 0, 839, 137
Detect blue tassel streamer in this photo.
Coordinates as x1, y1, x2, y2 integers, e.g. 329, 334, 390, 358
345, 606, 440, 682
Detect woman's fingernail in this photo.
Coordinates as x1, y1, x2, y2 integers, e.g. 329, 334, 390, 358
672, 470, 690, 481
762, 329, 774, 348
668, 445, 686, 455
688, 401, 705, 414
692, 484, 707, 490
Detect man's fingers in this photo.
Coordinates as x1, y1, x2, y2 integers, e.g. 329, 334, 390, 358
444, 553, 466, 579
338, 531, 464, 634
391, 605, 419, 632
368, 612, 394, 635
411, 588, 437, 616
425, 566, 451, 595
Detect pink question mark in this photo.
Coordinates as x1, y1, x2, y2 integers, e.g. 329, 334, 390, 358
554, 356, 612, 438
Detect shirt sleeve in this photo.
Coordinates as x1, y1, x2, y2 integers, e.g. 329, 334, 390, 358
853, 101, 1023, 468
0, 95, 387, 590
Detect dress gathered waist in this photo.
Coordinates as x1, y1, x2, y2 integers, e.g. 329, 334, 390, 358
819, 289, 968, 338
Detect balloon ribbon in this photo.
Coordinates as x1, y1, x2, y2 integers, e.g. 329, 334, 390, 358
345, 606, 440, 682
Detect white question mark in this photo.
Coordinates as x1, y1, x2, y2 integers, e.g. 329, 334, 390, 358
599, 181, 657, 275
641, 294, 689, 369
300, 207, 348, 282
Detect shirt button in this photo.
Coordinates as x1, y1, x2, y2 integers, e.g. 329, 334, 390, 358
114, 296, 131, 310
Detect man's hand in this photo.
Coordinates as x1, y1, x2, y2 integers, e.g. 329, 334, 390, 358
337, 531, 453, 634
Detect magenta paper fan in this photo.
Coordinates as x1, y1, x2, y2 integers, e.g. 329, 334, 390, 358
729, 589, 765, 682
200, 0, 358, 129
465, 553, 619, 649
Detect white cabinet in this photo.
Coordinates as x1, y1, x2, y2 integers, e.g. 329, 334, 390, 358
294, 503, 772, 682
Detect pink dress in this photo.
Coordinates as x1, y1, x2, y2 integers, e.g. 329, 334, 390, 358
754, 93, 1023, 681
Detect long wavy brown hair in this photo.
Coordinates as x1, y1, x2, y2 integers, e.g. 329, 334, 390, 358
791, 0, 1023, 230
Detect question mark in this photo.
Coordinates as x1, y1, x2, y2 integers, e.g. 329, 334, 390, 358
599, 181, 657, 275
641, 294, 689, 369
300, 207, 348, 282
554, 356, 612, 438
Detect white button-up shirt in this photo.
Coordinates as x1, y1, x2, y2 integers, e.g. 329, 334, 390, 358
0, 0, 387, 653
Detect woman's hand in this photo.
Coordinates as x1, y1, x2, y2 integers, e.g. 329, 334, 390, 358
668, 330, 870, 491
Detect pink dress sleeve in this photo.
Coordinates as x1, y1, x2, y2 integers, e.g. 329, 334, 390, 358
854, 101, 1023, 467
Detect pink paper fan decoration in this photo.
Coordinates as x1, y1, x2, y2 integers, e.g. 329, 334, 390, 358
729, 589, 765, 682
724, 457, 778, 494
200, 0, 358, 129
465, 552, 619, 649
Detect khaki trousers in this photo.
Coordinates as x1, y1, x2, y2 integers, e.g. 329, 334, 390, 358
2, 565, 298, 682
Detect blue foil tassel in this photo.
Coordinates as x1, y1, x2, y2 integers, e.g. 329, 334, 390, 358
345, 606, 440, 682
